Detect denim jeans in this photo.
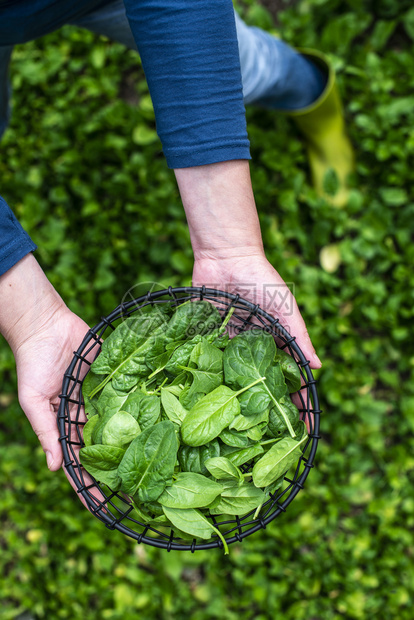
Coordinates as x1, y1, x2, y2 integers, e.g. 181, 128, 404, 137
0, 1, 325, 141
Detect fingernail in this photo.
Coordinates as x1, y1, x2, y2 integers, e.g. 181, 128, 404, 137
314, 354, 322, 367
45, 451, 54, 469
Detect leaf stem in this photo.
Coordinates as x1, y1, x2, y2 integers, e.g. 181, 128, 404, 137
260, 438, 282, 446
147, 366, 166, 380
89, 375, 111, 399
219, 307, 235, 334
211, 524, 229, 555
263, 385, 296, 438
234, 376, 267, 398
253, 503, 263, 521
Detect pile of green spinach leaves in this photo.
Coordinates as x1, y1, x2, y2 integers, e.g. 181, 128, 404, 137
80, 300, 307, 553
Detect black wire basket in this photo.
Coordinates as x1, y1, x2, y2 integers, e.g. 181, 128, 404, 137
58, 287, 321, 552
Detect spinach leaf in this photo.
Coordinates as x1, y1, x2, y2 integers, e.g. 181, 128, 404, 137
209, 480, 266, 516
275, 348, 302, 393
219, 427, 252, 448
164, 300, 222, 344
220, 442, 265, 467
82, 415, 99, 447
179, 365, 222, 399
230, 409, 269, 431
178, 440, 220, 475
252, 434, 307, 487
122, 392, 160, 430
179, 384, 205, 411
89, 313, 167, 396
161, 507, 229, 554
265, 364, 291, 402
268, 396, 300, 438
252, 476, 285, 520
118, 420, 178, 501
95, 381, 133, 418
224, 330, 296, 438
162, 383, 183, 397
178, 338, 223, 404
263, 477, 284, 497
246, 423, 267, 442
160, 388, 188, 424
82, 370, 102, 418
79, 444, 126, 490
211, 332, 230, 349
102, 411, 141, 448
237, 385, 271, 417
90, 385, 133, 444
164, 334, 203, 377
157, 472, 223, 509
180, 377, 265, 447
141, 499, 165, 518
91, 382, 139, 444
204, 457, 243, 482
203, 307, 234, 345
129, 498, 153, 524
224, 329, 276, 388
294, 420, 309, 441
130, 498, 170, 527
189, 338, 223, 372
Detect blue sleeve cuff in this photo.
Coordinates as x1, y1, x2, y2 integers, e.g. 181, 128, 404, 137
0, 196, 37, 276
165, 143, 251, 169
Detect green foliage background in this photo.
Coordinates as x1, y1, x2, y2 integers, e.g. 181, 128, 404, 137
1, 0, 414, 618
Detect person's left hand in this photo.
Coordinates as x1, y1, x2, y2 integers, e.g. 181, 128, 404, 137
13, 305, 90, 471
192, 252, 321, 369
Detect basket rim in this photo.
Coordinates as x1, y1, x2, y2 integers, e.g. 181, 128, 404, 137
57, 286, 321, 552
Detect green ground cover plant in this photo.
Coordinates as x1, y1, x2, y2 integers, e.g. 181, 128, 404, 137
1, 0, 414, 618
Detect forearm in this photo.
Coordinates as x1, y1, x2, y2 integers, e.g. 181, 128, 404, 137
0, 254, 65, 353
175, 160, 264, 261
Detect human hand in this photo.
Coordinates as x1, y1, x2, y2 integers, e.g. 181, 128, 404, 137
13, 305, 90, 471
192, 252, 321, 369
175, 160, 320, 433
0, 255, 90, 475
193, 252, 320, 435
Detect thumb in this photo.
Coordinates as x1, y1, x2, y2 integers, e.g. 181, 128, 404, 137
20, 395, 63, 471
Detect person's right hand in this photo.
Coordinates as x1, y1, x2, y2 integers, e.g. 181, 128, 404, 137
174, 160, 320, 368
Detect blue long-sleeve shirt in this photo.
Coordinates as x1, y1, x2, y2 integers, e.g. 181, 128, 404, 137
0, 0, 250, 275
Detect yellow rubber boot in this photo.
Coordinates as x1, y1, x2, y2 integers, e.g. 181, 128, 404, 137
287, 49, 355, 207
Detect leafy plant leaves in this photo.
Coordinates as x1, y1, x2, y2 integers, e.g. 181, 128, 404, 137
79, 444, 126, 490
209, 480, 266, 516
118, 420, 178, 501
252, 435, 307, 488
90, 314, 167, 395
101, 411, 141, 448
178, 440, 220, 475
161, 507, 229, 554
157, 472, 223, 509
78, 302, 307, 551
204, 457, 243, 482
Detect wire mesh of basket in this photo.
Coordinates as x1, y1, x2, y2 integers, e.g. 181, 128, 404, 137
57, 286, 321, 552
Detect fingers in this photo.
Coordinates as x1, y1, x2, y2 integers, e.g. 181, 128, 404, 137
262, 279, 321, 370
283, 296, 321, 370
19, 395, 63, 471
